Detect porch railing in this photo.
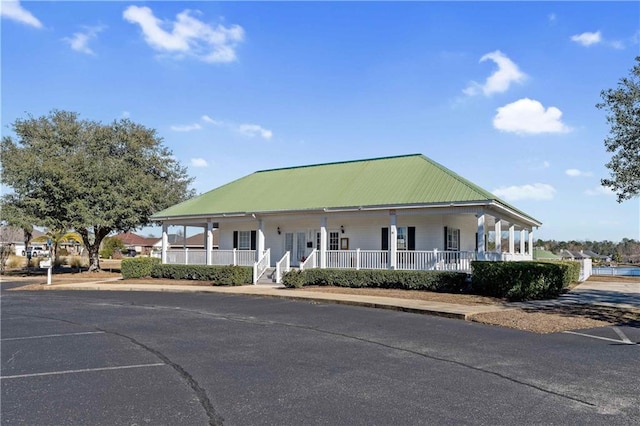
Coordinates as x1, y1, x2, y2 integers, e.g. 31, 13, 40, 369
253, 249, 271, 284
299, 249, 317, 271
165, 249, 256, 266
275, 251, 291, 284
325, 250, 388, 270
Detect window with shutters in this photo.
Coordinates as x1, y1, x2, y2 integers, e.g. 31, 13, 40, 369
397, 227, 407, 250
329, 231, 339, 250
238, 231, 251, 250
446, 227, 460, 251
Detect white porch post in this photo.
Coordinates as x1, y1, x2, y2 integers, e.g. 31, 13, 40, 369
528, 228, 534, 256
256, 219, 265, 262
494, 219, 502, 253
161, 224, 168, 264
183, 225, 187, 265
509, 224, 515, 254
320, 217, 327, 269
520, 229, 526, 254
477, 213, 485, 260
389, 210, 397, 269
206, 221, 213, 265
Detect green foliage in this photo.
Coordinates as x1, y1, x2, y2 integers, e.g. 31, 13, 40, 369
0, 110, 195, 271
100, 236, 126, 259
282, 268, 468, 292
121, 257, 160, 279
149, 264, 252, 286
596, 56, 640, 202
471, 261, 575, 301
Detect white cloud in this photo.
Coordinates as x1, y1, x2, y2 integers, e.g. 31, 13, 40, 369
64, 25, 105, 55
238, 124, 273, 140
571, 31, 602, 47
170, 123, 202, 132
585, 186, 614, 196
565, 169, 593, 177
123, 6, 244, 63
493, 183, 556, 201
121, 111, 131, 118
190, 158, 208, 167
493, 98, 572, 135
548, 13, 557, 23
201, 115, 223, 126
463, 51, 526, 96
1, 0, 42, 28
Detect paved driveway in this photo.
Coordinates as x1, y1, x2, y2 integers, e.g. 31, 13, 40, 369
557, 278, 640, 310
2, 282, 639, 425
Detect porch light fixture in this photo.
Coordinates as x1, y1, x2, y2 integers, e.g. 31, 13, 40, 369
340, 225, 345, 234
277, 227, 281, 235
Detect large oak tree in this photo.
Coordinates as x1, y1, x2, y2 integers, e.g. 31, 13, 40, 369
597, 56, 640, 202
1, 110, 194, 271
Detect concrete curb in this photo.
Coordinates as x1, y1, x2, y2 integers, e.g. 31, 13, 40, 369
31, 281, 513, 321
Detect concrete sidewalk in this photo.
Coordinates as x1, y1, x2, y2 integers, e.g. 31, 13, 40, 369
29, 277, 640, 320
37, 279, 513, 320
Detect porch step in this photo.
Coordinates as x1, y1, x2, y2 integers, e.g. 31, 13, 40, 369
256, 267, 276, 285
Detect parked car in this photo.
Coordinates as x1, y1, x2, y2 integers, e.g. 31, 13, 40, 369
26, 245, 50, 257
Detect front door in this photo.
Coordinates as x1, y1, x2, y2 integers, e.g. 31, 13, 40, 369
285, 232, 307, 266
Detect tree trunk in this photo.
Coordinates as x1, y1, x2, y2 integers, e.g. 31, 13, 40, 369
78, 226, 111, 272
87, 244, 100, 272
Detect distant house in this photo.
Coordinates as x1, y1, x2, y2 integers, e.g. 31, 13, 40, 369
151, 154, 542, 282
559, 249, 590, 260
113, 232, 158, 255
582, 249, 611, 263
0, 226, 45, 256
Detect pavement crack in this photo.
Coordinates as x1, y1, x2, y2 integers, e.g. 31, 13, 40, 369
95, 327, 224, 426
4, 312, 224, 426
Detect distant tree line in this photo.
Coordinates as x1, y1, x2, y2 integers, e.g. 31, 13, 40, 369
536, 239, 640, 264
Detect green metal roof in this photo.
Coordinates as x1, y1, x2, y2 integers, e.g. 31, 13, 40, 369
533, 248, 561, 260
152, 154, 540, 224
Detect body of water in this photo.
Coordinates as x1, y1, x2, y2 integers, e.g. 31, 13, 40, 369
592, 267, 640, 276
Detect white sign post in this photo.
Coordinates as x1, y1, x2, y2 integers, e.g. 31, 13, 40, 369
40, 259, 52, 285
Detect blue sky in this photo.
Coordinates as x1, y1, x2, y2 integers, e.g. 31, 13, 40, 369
2, 1, 639, 242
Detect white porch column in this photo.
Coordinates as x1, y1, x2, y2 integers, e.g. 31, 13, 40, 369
320, 217, 327, 268
206, 221, 213, 265
256, 219, 265, 261
183, 225, 187, 264
389, 210, 397, 269
508, 224, 515, 254
161, 224, 168, 264
520, 229, 526, 254
494, 219, 502, 253
477, 213, 485, 260
528, 228, 534, 256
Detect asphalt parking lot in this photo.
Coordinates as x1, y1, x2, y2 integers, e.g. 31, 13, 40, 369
2, 282, 639, 425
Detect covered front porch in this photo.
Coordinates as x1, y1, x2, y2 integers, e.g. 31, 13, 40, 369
158, 207, 537, 283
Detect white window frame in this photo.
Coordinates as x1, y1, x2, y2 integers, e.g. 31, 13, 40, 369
238, 230, 251, 250
397, 226, 407, 251
446, 227, 460, 251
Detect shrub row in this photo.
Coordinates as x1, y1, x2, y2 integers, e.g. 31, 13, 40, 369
471, 261, 579, 301
150, 264, 252, 286
282, 268, 468, 292
121, 257, 160, 279
121, 258, 252, 285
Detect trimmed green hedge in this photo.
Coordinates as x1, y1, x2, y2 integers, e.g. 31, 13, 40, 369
121, 259, 252, 285
282, 268, 468, 292
471, 261, 579, 301
121, 257, 160, 279
150, 264, 252, 286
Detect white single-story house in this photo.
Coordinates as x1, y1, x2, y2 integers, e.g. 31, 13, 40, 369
151, 154, 542, 283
